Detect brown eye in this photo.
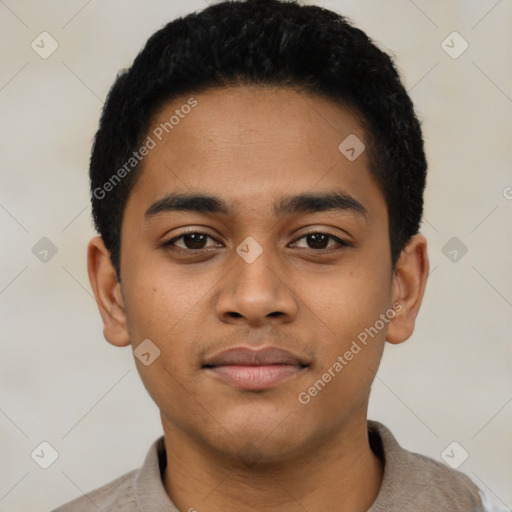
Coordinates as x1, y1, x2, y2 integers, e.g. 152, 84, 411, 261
180, 233, 208, 249
305, 233, 330, 249
292, 233, 350, 251
165, 232, 218, 251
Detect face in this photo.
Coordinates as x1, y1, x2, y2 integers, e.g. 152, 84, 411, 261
89, 86, 427, 464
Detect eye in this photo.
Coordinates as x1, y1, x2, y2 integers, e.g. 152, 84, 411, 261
164, 231, 220, 251
291, 232, 350, 251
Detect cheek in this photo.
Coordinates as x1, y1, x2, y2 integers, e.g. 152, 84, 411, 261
302, 262, 391, 338
296, 259, 391, 397
122, 261, 211, 386
126, 306, 201, 423
122, 250, 201, 337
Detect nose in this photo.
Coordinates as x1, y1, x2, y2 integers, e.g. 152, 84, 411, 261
215, 242, 299, 327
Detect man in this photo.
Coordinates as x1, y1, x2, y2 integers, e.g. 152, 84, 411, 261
54, 0, 499, 510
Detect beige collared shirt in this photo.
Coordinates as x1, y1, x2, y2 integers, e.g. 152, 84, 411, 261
53, 420, 488, 511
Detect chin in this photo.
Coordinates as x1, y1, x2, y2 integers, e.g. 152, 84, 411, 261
203, 422, 310, 467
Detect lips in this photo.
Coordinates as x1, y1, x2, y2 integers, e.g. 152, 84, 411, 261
202, 346, 309, 391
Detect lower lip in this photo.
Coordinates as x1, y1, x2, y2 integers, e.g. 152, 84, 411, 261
204, 364, 306, 390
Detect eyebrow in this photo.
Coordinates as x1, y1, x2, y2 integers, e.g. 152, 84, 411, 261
275, 191, 368, 221
145, 193, 229, 218
144, 191, 369, 222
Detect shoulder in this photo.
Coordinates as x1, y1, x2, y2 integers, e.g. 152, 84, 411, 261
51, 436, 172, 512
368, 420, 485, 512
51, 468, 139, 512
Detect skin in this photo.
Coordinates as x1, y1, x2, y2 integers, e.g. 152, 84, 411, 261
88, 86, 429, 512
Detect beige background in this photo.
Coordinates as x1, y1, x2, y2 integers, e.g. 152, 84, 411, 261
1, 0, 511, 510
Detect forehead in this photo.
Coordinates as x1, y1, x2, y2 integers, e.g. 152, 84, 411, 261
124, 86, 386, 221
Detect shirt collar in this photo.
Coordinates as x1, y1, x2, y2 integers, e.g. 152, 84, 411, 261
133, 436, 179, 511
133, 421, 392, 511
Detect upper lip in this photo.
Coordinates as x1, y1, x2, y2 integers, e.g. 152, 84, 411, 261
202, 346, 309, 367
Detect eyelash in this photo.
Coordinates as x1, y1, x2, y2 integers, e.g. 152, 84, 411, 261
163, 230, 351, 254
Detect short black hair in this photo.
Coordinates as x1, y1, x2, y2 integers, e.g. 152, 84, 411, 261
90, 0, 427, 278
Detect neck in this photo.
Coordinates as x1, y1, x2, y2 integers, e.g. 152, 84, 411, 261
162, 412, 383, 512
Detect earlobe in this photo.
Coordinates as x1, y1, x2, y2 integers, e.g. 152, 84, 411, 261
87, 236, 131, 347
386, 234, 429, 345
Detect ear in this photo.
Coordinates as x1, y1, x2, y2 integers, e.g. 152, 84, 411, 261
386, 233, 429, 345
87, 236, 130, 347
